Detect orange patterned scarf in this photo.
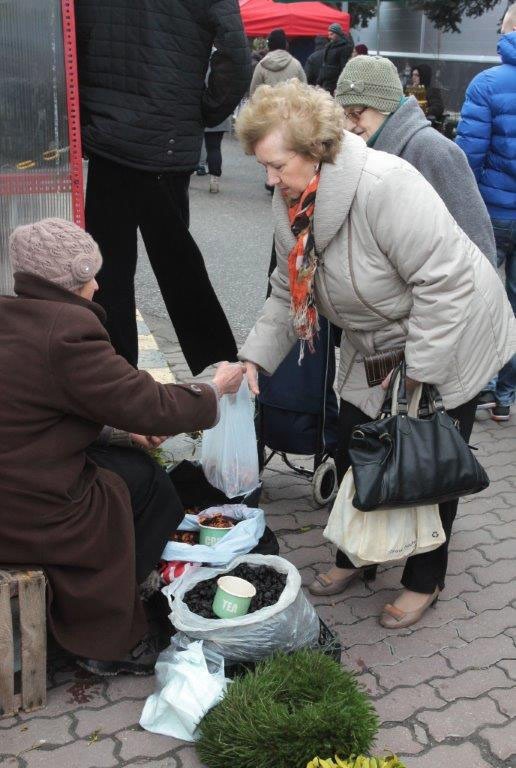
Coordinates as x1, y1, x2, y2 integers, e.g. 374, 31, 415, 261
286, 171, 320, 361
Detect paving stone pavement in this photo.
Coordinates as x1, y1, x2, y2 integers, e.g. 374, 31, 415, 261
1, 338, 514, 768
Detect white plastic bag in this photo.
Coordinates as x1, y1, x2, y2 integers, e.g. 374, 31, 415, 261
161, 505, 265, 566
324, 468, 445, 566
139, 640, 227, 741
324, 380, 445, 567
163, 555, 320, 662
201, 379, 259, 498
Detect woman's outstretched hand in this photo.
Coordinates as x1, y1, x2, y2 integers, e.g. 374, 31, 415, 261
243, 361, 260, 395
212, 361, 245, 395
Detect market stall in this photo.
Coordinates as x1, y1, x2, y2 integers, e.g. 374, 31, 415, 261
239, 0, 350, 37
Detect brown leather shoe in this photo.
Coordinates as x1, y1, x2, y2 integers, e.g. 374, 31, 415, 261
309, 565, 376, 596
380, 588, 439, 629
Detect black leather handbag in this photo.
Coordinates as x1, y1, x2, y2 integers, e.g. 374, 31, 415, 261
349, 363, 490, 511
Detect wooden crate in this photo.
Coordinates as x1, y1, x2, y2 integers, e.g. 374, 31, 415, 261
0, 568, 47, 717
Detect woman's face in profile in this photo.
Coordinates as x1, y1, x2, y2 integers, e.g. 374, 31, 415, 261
254, 129, 317, 198
76, 278, 99, 301
411, 69, 421, 86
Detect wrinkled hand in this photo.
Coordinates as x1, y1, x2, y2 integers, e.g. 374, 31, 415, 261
130, 434, 168, 449
381, 370, 418, 393
212, 361, 245, 396
242, 361, 260, 395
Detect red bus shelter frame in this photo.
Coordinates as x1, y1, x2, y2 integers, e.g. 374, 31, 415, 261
0, 0, 85, 228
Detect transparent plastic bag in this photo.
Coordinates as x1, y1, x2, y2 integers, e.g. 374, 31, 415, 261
163, 555, 320, 662
201, 379, 259, 498
139, 640, 226, 741
161, 505, 265, 566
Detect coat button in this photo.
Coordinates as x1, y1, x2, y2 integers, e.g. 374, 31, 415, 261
167, 149, 173, 155
190, 384, 202, 393
169, 138, 175, 144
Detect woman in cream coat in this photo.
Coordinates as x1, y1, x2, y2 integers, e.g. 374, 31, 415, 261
236, 80, 515, 628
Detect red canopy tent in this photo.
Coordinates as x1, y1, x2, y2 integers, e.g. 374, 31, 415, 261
239, 0, 350, 37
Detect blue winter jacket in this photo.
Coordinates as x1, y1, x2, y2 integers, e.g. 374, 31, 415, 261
456, 32, 516, 220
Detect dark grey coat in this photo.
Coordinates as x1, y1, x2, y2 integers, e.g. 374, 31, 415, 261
373, 97, 496, 265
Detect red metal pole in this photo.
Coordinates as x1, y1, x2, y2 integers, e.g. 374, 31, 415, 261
61, 0, 85, 228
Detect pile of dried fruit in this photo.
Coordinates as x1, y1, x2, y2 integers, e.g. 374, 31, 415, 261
168, 531, 199, 544
198, 513, 235, 529
184, 563, 287, 619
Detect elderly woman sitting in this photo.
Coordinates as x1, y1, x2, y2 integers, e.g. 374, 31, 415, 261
236, 80, 515, 628
0, 218, 243, 675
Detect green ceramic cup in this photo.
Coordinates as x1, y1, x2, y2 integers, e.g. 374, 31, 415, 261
212, 576, 256, 619
198, 521, 232, 547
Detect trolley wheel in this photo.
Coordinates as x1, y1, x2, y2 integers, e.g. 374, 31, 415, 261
312, 461, 338, 507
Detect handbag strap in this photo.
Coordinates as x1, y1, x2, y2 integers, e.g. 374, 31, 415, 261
380, 360, 405, 416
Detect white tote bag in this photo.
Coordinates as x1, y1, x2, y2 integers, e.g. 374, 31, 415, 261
323, 380, 445, 567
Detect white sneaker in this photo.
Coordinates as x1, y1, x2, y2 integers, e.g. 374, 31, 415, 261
209, 176, 220, 194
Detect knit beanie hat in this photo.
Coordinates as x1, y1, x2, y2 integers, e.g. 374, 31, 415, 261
335, 55, 403, 114
9, 218, 102, 293
354, 43, 369, 56
267, 28, 287, 51
328, 23, 344, 37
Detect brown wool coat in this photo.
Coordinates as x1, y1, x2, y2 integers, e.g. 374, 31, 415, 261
0, 273, 218, 660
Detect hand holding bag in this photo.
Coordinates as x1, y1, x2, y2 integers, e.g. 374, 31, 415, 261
349, 362, 489, 511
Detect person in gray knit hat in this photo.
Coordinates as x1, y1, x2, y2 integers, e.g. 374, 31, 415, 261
317, 21, 353, 94
335, 55, 496, 268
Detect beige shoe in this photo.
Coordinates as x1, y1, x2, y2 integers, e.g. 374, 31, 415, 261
209, 176, 220, 194
380, 587, 439, 629
309, 566, 376, 596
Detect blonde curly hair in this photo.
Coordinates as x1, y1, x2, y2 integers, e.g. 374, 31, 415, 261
236, 79, 345, 163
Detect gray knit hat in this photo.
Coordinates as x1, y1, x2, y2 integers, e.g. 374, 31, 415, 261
9, 218, 102, 292
335, 55, 403, 114
328, 23, 344, 37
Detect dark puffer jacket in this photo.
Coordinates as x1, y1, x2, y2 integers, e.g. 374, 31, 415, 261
76, 0, 251, 172
318, 34, 354, 94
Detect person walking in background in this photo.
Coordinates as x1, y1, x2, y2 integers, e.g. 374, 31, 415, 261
407, 64, 444, 122
456, 3, 516, 422
304, 36, 328, 86
76, 0, 251, 375
351, 43, 368, 58
335, 56, 496, 265
251, 38, 268, 75
205, 115, 231, 194
250, 29, 306, 96
318, 23, 354, 94
250, 28, 306, 193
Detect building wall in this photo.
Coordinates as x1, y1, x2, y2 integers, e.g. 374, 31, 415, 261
351, 0, 507, 110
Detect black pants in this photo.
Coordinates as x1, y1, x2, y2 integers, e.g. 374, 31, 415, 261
205, 132, 224, 177
87, 445, 183, 584
85, 155, 237, 374
334, 397, 477, 593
